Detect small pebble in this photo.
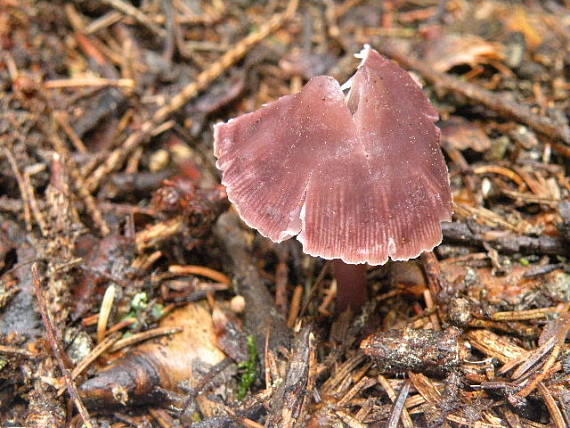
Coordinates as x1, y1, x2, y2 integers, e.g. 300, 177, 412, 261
149, 149, 170, 172
230, 295, 246, 313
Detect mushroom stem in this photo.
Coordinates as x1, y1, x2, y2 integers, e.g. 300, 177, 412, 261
332, 260, 368, 312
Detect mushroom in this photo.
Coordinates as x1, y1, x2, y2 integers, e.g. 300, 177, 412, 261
213, 45, 452, 311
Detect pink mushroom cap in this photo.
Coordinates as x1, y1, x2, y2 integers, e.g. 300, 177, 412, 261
214, 45, 452, 265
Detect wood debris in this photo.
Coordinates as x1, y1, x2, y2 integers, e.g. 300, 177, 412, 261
1, 0, 569, 426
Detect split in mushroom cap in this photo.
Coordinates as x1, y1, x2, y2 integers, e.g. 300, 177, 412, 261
214, 45, 452, 266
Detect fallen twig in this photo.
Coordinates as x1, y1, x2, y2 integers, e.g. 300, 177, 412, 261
442, 221, 568, 256
48, 128, 111, 236
31, 263, 93, 428
101, 0, 165, 37
387, 380, 411, 428
3, 147, 33, 231
108, 326, 183, 353
266, 326, 314, 428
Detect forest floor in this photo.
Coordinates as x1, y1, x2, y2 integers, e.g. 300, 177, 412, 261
1, 0, 570, 426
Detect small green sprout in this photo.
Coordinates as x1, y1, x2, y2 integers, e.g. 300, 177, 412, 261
119, 293, 166, 332
237, 335, 258, 400
131, 292, 148, 311
150, 303, 165, 321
